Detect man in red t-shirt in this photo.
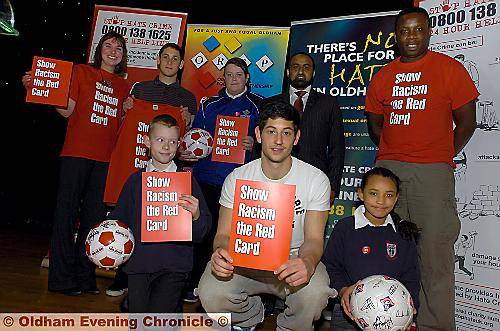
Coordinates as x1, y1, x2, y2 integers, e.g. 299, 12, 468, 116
365, 7, 478, 331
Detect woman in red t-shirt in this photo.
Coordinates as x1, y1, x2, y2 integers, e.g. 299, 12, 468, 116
23, 31, 130, 295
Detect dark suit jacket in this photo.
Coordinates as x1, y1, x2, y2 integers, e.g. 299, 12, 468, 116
263, 90, 345, 197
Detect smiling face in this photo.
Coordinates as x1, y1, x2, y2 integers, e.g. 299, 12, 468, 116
157, 46, 183, 80
256, 117, 300, 164
100, 37, 124, 72
358, 175, 399, 226
144, 124, 180, 170
224, 63, 249, 96
396, 12, 431, 63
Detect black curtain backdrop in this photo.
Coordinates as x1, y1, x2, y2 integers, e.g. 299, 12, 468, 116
0, 0, 412, 230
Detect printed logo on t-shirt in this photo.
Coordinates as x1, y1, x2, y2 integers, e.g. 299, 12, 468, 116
91, 81, 119, 126
234, 109, 251, 118
389, 72, 428, 126
362, 245, 371, 255
294, 197, 304, 215
293, 197, 305, 228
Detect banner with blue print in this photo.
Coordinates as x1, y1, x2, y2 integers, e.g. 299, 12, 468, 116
290, 12, 398, 236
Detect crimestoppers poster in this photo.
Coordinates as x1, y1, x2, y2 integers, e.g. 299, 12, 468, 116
88, 5, 187, 84
229, 180, 295, 271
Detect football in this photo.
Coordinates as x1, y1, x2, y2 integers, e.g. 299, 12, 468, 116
85, 220, 135, 269
181, 128, 213, 159
349, 275, 414, 331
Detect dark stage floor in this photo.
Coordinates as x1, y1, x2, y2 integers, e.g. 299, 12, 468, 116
0, 229, 330, 330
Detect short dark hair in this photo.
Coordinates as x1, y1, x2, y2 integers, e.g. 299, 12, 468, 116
158, 43, 184, 58
92, 31, 128, 76
224, 57, 249, 76
395, 6, 431, 30
289, 52, 315, 71
258, 100, 300, 133
148, 114, 180, 136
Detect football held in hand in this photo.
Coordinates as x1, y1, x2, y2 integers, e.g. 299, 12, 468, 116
181, 128, 213, 159
85, 220, 135, 269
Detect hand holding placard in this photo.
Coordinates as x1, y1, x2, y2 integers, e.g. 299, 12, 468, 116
141, 172, 192, 242
274, 256, 315, 287
211, 247, 235, 278
25, 56, 73, 107
212, 115, 250, 164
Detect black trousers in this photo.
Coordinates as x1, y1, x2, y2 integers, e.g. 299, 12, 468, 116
128, 271, 188, 313
330, 301, 358, 331
48, 156, 108, 291
186, 181, 221, 291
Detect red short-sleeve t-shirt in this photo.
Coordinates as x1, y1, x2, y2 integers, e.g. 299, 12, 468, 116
365, 51, 479, 166
60, 64, 130, 162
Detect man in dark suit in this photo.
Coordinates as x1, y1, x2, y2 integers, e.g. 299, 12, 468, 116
264, 52, 345, 201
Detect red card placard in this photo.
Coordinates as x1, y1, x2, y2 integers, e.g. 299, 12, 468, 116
229, 179, 295, 271
211, 115, 250, 165
25, 56, 73, 107
141, 172, 192, 242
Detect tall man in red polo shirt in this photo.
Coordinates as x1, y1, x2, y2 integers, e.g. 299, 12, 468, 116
365, 7, 478, 331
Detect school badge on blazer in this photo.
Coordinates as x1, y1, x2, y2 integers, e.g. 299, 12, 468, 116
386, 242, 397, 259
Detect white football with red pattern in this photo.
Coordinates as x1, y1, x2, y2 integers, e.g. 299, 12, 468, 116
181, 128, 213, 159
85, 220, 135, 269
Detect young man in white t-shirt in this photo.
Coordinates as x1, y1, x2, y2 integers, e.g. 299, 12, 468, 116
198, 100, 336, 331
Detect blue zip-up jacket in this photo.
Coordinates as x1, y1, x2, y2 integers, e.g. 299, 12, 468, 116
192, 88, 263, 187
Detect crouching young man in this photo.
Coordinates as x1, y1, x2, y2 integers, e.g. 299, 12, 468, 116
198, 100, 336, 331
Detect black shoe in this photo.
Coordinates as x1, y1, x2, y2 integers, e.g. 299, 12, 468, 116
262, 295, 275, 316
83, 287, 100, 295
49, 287, 82, 296
183, 290, 199, 303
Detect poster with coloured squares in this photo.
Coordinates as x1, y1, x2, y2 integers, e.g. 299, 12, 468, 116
181, 25, 289, 106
